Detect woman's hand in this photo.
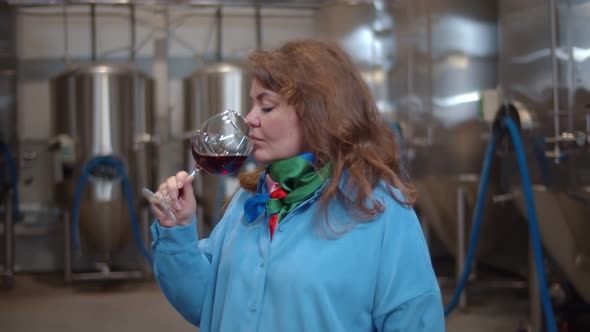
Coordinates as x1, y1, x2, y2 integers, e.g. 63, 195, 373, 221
148, 171, 196, 227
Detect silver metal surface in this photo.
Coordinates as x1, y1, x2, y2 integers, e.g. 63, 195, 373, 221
392, 0, 529, 275
183, 62, 251, 233
184, 62, 251, 135
500, 0, 590, 302
416, 175, 529, 275
513, 186, 590, 303
316, 1, 395, 116
51, 63, 156, 259
500, 0, 590, 139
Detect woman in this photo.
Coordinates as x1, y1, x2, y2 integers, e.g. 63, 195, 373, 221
149, 39, 445, 331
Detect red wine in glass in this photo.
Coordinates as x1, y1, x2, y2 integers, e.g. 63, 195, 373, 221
191, 151, 248, 175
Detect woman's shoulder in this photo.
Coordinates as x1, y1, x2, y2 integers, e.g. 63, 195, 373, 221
335, 174, 413, 213
327, 177, 419, 233
372, 180, 403, 199
374, 181, 412, 210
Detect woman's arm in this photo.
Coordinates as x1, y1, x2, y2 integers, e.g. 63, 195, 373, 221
372, 194, 445, 331
150, 217, 220, 326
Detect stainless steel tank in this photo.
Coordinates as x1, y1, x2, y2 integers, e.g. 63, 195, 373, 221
499, 0, 590, 302
183, 62, 251, 236
316, 1, 395, 117
390, 0, 529, 274
51, 63, 156, 261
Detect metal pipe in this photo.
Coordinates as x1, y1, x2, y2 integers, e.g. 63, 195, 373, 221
548, 0, 561, 162
10, 1, 322, 10
215, 6, 222, 62
129, 3, 136, 63
64, 211, 72, 284
529, 236, 543, 331
406, 2, 414, 98
90, 3, 97, 62
62, 2, 71, 64
456, 185, 467, 310
185, 1, 322, 9
426, 0, 433, 116
255, 4, 262, 50
565, 2, 574, 132
141, 206, 151, 278
152, 6, 171, 175
2, 189, 14, 289
19, 8, 310, 20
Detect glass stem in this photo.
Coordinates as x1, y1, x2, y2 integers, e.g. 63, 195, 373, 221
189, 165, 201, 177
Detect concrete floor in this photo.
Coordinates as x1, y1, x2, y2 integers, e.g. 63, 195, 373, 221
0, 275, 195, 332
0, 272, 534, 332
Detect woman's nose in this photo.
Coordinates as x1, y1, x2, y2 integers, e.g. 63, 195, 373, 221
245, 108, 260, 127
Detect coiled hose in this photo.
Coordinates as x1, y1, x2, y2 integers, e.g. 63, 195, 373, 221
0, 142, 20, 222
443, 117, 558, 332
71, 156, 152, 266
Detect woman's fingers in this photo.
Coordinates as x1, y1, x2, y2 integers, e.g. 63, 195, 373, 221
176, 171, 194, 200
164, 176, 180, 210
157, 176, 179, 211
149, 172, 197, 227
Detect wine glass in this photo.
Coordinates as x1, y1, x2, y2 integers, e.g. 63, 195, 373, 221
142, 109, 253, 222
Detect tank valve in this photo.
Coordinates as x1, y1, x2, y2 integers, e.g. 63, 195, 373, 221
492, 192, 516, 203
134, 133, 160, 150
48, 134, 76, 183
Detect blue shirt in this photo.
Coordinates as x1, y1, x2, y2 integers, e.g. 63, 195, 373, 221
151, 176, 445, 331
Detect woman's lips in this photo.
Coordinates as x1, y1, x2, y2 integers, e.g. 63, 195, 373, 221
249, 135, 262, 142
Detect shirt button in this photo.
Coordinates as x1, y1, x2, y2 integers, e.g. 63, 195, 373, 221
260, 260, 265, 268
279, 226, 285, 232
250, 303, 257, 312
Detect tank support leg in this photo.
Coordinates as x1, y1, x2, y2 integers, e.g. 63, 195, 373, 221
64, 211, 72, 284
529, 237, 543, 332
456, 185, 468, 310
1, 189, 14, 289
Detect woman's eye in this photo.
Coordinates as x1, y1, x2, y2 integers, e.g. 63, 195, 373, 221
261, 107, 274, 113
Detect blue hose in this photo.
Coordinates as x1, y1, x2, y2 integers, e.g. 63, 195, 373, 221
0, 142, 20, 222
443, 126, 499, 316
443, 117, 558, 332
504, 117, 557, 332
72, 156, 152, 266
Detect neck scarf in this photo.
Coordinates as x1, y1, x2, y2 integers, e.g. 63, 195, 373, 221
244, 153, 332, 237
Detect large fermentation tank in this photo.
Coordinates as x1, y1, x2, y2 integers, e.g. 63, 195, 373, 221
316, 1, 395, 117
184, 62, 251, 235
500, 0, 590, 302
390, 0, 529, 273
51, 63, 155, 261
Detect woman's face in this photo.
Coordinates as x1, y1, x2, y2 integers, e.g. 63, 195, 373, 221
245, 79, 307, 164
